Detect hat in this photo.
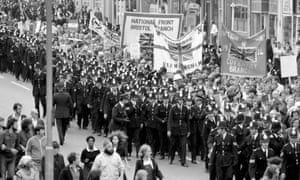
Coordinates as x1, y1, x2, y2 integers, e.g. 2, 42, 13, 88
168, 86, 176, 93
289, 128, 298, 139
260, 133, 269, 143
148, 92, 156, 99
249, 121, 258, 129
162, 91, 169, 99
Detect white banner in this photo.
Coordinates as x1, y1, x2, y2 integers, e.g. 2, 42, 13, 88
153, 25, 203, 74
280, 55, 298, 77
121, 12, 183, 47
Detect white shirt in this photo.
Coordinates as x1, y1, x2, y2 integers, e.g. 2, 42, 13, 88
210, 24, 218, 35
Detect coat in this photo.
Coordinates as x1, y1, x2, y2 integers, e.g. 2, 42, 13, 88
109, 102, 129, 132
58, 165, 84, 180
134, 159, 163, 180
53, 91, 73, 119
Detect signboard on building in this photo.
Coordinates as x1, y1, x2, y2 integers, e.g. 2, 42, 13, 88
121, 12, 183, 47
296, 0, 300, 14
283, 0, 293, 15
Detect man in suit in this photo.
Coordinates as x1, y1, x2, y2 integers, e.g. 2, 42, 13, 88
32, 64, 46, 118
109, 93, 129, 132
53, 82, 73, 145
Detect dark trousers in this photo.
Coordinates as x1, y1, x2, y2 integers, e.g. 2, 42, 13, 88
158, 130, 168, 157
234, 155, 250, 180
146, 127, 159, 157
13, 63, 22, 80
136, 127, 147, 156
216, 165, 233, 180
169, 135, 187, 164
77, 105, 89, 128
34, 94, 46, 118
56, 118, 69, 145
91, 109, 101, 132
189, 133, 200, 161
127, 127, 139, 155
0, 155, 16, 180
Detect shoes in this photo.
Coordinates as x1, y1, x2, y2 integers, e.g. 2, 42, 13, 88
92, 131, 97, 134
181, 163, 189, 167
169, 160, 173, 164
159, 156, 165, 160
191, 160, 197, 164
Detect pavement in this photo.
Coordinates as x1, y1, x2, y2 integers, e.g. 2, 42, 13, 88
0, 72, 209, 180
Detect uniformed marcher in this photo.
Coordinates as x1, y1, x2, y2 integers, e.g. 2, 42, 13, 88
144, 92, 160, 157
168, 90, 190, 167
32, 64, 46, 118
108, 93, 130, 132
74, 75, 91, 129
249, 133, 275, 180
210, 121, 238, 180
281, 128, 300, 180
238, 121, 260, 180
156, 91, 171, 160
89, 78, 106, 135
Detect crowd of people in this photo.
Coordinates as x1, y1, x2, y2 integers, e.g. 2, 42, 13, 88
1, 1, 300, 180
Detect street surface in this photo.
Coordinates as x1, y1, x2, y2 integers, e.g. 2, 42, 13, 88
0, 73, 208, 180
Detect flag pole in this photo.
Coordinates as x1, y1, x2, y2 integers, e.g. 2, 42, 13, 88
45, 0, 54, 179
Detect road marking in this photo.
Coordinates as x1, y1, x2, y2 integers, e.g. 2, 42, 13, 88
0, 75, 4, 79
11, 81, 30, 91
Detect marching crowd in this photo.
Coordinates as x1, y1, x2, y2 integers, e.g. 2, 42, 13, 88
1, 1, 300, 180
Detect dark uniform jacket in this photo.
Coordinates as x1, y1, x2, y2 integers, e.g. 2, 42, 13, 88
109, 102, 129, 131
156, 103, 171, 132
249, 147, 275, 180
144, 102, 160, 129
281, 143, 300, 178
74, 82, 92, 112
103, 91, 119, 119
210, 133, 238, 167
168, 104, 190, 136
269, 132, 285, 156
190, 105, 206, 135
89, 86, 106, 112
32, 71, 46, 97
126, 101, 142, 128
53, 92, 73, 119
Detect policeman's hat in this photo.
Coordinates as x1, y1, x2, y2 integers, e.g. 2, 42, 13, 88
289, 128, 298, 139
260, 133, 270, 143
177, 89, 184, 100
249, 121, 258, 129
148, 92, 156, 100
162, 91, 169, 99
186, 91, 193, 102
168, 85, 176, 94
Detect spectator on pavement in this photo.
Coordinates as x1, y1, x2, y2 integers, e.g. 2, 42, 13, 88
16, 155, 39, 180
25, 122, 46, 179
134, 144, 163, 180
7, 103, 23, 131
0, 118, 20, 180
80, 136, 100, 180
59, 152, 84, 180
91, 139, 124, 180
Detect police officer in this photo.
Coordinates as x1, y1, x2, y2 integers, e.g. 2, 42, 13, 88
281, 128, 300, 180
74, 75, 91, 129
238, 122, 260, 180
156, 91, 171, 160
249, 133, 275, 180
210, 121, 238, 180
88, 78, 106, 135
269, 120, 284, 157
32, 64, 46, 118
144, 92, 160, 157
189, 95, 204, 164
103, 78, 119, 136
168, 90, 190, 167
